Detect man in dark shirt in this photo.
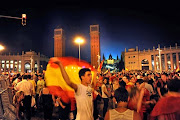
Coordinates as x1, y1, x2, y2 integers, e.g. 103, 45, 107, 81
157, 73, 168, 98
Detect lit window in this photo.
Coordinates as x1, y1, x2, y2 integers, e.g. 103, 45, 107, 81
25, 63, 30, 69
6, 64, 9, 68
19, 61, 21, 63
19, 64, 21, 70
10, 60, 13, 63
35, 64, 37, 68
2, 64, 4, 68
15, 60, 17, 64
10, 64, 13, 69
6, 61, 9, 63
2, 60, 5, 63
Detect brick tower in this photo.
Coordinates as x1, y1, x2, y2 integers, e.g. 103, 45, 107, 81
54, 28, 65, 57
90, 25, 100, 68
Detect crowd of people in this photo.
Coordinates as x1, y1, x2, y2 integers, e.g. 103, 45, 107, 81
2, 57, 180, 120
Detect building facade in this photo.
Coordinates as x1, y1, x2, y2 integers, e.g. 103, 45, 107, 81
90, 25, 100, 68
124, 44, 180, 72
0, 51, 49, 74
54, 28, 65, 57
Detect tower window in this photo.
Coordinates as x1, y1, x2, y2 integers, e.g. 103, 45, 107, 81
55, 31, 62, 35
91, 27, 98, 31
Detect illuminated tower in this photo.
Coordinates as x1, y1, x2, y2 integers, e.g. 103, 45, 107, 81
90, 25, 100, 68
54, 28, 65, 57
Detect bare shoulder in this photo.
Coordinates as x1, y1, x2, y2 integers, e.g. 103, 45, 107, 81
133, 111, 141, 120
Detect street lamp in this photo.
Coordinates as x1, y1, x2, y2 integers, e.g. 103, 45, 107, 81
157, 47, 162, 73
75, 37, 84, 62
0, 45, 5, 51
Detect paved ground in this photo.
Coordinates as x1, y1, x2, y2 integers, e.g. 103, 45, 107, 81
28, 107, 59, 120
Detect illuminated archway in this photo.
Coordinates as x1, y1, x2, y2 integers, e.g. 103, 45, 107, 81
24, 62, 31, 73
141, 59, 149, 70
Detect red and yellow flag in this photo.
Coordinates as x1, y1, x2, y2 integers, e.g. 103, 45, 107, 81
176, 66, 179, 72
97, 60, 104, 73
45, 57, 96, 104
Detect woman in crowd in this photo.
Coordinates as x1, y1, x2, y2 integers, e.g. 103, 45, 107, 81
104, 87, 141, 120
101, 78, 110, 117
39, 84, 55, 120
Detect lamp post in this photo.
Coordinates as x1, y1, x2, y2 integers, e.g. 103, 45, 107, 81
75, 37, 84, 62
157, 47, 162, 73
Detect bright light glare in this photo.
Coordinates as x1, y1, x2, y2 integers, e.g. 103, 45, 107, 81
75, 37, 84, 44
0, 45, 5, 51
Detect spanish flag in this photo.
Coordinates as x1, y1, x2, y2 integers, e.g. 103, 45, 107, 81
45, 57, 96, 104
176, 66, 179, 72
97, 60, 104, 73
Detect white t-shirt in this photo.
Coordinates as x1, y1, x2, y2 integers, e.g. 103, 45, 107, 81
15, 79, 33, 96
75, 84, 93, 120
101, 84, 108, 98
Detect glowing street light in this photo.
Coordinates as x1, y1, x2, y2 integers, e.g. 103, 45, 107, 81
74, 37, 84, 62
0, 45, 5, 51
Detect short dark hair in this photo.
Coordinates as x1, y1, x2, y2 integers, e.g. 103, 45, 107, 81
22, 75, 28, 79
161, 72, 168, 76
167, 78, 180, 92
119, 80, 126, 88
27, 75, 31, 79
114, 87, 129, 103
79, 68, 91, 80
38, 74, 42, 77
136, 79, 144, 84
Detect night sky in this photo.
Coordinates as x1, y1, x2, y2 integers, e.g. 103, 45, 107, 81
0, 2, 180, 62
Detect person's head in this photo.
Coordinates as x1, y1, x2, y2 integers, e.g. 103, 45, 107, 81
161, 73, 168, 82
143, 76, 149, 83
22, 75, 28, 80
148, 74, 151, 79
27, 75, 31, 80
16, 73, 20, 78
17, 76, 22, 82
103, 78, 107, 84
119, 80, 126, 88
79, 68, 92, 84
38, 74, 42, 80
114, 87, 129, 103
113, 78, 119, 85
122, 76, 128, 83
135, 79, 144, 89
167, 78, 180, 92
130, 77, 136, 83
